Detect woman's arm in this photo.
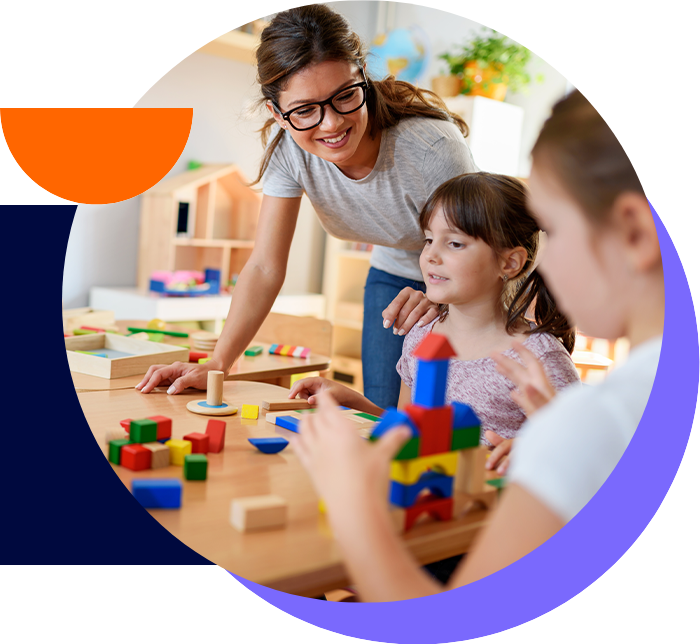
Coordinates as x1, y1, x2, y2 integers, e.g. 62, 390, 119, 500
137, 195, 301, 393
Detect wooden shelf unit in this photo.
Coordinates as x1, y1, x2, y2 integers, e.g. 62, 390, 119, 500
137, 164, 262, 290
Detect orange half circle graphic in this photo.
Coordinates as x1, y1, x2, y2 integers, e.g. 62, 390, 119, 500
1, 108, 192, 204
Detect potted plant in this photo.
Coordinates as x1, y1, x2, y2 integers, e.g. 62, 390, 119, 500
436, 29, 538, 101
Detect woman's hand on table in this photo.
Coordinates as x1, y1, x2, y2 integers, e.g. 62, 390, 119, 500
484, 431, 514, 476
136, 360, 224, 394
382, 287, 439, 336
491, 341, 557, 416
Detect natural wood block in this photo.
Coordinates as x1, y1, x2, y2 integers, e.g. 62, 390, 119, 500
454, 446, 489, 495
230, 495, 287, 532
105, 427, 127, 444
262, 399, 313, 412
142, 442, 170, 469
207, 370, 224, 406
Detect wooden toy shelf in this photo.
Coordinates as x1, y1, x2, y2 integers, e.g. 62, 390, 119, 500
137, 164, 262, 290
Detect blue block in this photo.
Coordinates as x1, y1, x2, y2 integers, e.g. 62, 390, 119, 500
414, 360, 449, 408
132, 479, 182, 509
275, 415, 300, 433
370, 408, 419, 440
248, 437, 289, 454
268, 344, 279, 354
389, 471, 454, 508
451, 402, 481, 429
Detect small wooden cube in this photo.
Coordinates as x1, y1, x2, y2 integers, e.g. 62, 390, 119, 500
165, 439, 192, 466
130, 419, 157, 443
121, 444, 152, 471
183, 432, 209, 454
147, 415, 172, 441
205, 419, 226, 453
105, 427, 128, 444
230, 495, 287, 533
108, 439, 130, 465
184, 454, 208, 480
241, 404, 259, 420
142, 442, 170, 469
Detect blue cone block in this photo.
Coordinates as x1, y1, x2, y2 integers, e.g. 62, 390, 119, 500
414, 359, 449, 408
132, 479, 182, 509
248, 437, 289, 454
389, 471, 454, 508
370, 408, 419, 441
451, 402, 481, 429
275, 415, 300, 433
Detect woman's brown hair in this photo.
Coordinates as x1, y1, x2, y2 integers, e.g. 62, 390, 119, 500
252, 4, 469, 185
419, 172, 576, 353
531, 90, 646, 224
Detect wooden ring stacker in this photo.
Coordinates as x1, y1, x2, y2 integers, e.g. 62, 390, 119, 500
186, 370, 238, 417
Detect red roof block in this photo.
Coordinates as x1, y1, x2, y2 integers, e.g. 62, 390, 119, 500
412, 334, 456, 361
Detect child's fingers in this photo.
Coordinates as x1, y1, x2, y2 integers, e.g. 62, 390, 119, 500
491, 352, 528, 387
483, 430, 504, 447
524, 384, 553, 411
511, 341, 540, 368
376, 425, 412, 459
485, 439, 510, 470
496, 455, 511, 476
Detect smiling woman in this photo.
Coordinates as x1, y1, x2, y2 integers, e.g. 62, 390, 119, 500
137, 4, 479, 408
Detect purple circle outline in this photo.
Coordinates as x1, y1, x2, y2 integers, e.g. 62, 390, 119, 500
231, 205, 697, 643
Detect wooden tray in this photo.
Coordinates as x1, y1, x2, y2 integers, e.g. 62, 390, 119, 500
65, 333, 188, 379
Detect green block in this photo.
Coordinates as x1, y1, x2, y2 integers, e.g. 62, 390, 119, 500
108, 439, 130, 465
130, 419, 157, 443
184, 454, 208, 480
354, 412, 380, 422
486, 477, 508, 490
244, 346, 263, 356
296, 408, 318, 414
389, 436, 420, 461
451, 426, 481, 451
147, 332, 164, 343
73, 328, 97, 335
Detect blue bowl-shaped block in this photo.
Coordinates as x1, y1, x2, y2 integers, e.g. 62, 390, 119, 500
248, 437, 289, 454
132, 479, 182, 509
389, 471, 454, 508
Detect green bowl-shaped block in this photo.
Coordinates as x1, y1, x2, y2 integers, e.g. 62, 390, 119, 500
451, 426, 481, 451
184, 454, 208, 481
354, 412, 380, 422
130, 419, 157, 443
108, 439, 131, 465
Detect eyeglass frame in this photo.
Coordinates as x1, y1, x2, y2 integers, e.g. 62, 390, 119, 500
271, 70, 369, 132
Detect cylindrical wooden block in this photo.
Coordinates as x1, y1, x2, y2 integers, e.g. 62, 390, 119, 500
207, 370, 224, 406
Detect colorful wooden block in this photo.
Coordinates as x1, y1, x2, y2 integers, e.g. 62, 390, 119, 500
451, 402, 481, 429
291, 346, 311, 358
119, 418, 132, 431
129, 419, 157, 443
414, 359, 450, 408
205, 419, 226, 453
413, 334, 456, 360
405, 404, 453, 456
105, 427, 128, 444
451, 426, 481, 451
244, 346, 263, 356
393, 436, 421, 461
242, 404, 259, 420
354, 412, 380, 421
230, 495, 287, 532
108, 439, 130, 465
132, 479, 182, 508
279, 345, 292, 356
262, 399, 313, 412
275, 415, 300, 432
183, 432, 209, 454
184, 454, 208, 480
121, 444, 152, 471
142, 442, 170, 469
189, 351, 207, 362
248, 437, 289, 454
165, 439, 192, 466
403, 494, 454, 531
370, 408, 419, 440
198, 357, 212, 364
389, 471, 454, 508
390, 451, 458, 484
147, 415, 172, 440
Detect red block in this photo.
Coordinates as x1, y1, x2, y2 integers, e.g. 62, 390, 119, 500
148, 415, 172, 440
404, 494, 454, 531
405, 404, 453, 456
184, 432, 209, 454
189, 351, 207, 362
121, 444, 152, 471
120, 418, 132, 432
205, 419, 226, 453
80, 325, 105, 332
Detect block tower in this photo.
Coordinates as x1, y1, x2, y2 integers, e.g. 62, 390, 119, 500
370, 334, 487, 531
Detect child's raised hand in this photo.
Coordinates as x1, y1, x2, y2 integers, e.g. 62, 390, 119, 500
484, 432, 514, 476
382, 287, 439, 336
292, 391, 412, 509
491, 341, 557, 416
288, 377, 351, 406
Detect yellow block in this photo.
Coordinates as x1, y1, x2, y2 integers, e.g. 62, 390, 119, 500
241, 404, 259, 420
318, 498, 326, 514
279, 345, 292, 356
390, 451, 459, 485
165, 439, 192, 466
198, 357, 212, 364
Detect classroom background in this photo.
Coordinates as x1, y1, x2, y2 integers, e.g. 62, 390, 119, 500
62, 1, 626, 388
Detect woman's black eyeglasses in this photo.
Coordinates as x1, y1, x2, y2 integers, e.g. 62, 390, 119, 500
272, 72, 369, 132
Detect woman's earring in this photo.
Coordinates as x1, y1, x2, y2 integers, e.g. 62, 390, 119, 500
502, 274, 508, 283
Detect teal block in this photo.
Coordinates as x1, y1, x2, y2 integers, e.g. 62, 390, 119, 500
451, 426, 481, 450
108, 439, 130, 465
130, 419, 157, 443
184, 454, 208, 480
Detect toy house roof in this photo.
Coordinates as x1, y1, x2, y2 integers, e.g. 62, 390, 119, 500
412, 334, 456, 360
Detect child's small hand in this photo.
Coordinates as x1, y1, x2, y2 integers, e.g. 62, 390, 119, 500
292, 391, 411, 510
382, 287, 439, 336
485, 433, 514, 476
288, 377, 347, 406
491, 341, 557, 416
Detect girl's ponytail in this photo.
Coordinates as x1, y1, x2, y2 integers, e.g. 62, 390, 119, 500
506, 269, 576, 354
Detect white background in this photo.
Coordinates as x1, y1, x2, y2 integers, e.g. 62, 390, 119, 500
1, 1, 699, 642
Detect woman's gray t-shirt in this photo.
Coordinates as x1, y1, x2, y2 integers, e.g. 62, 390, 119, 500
262, 117, 478, 281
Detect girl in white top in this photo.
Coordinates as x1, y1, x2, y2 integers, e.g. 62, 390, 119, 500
292, 89, 664, 600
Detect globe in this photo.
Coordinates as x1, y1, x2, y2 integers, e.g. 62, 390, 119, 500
368, 26, 430, 84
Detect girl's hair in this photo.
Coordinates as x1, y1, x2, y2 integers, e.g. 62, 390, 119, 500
531, 90, 645, 224
252, 4, 469, 185
419, 172, 576, 353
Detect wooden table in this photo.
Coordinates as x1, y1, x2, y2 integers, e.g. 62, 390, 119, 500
69, 321, 330, 392
79, 380, 495, 597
